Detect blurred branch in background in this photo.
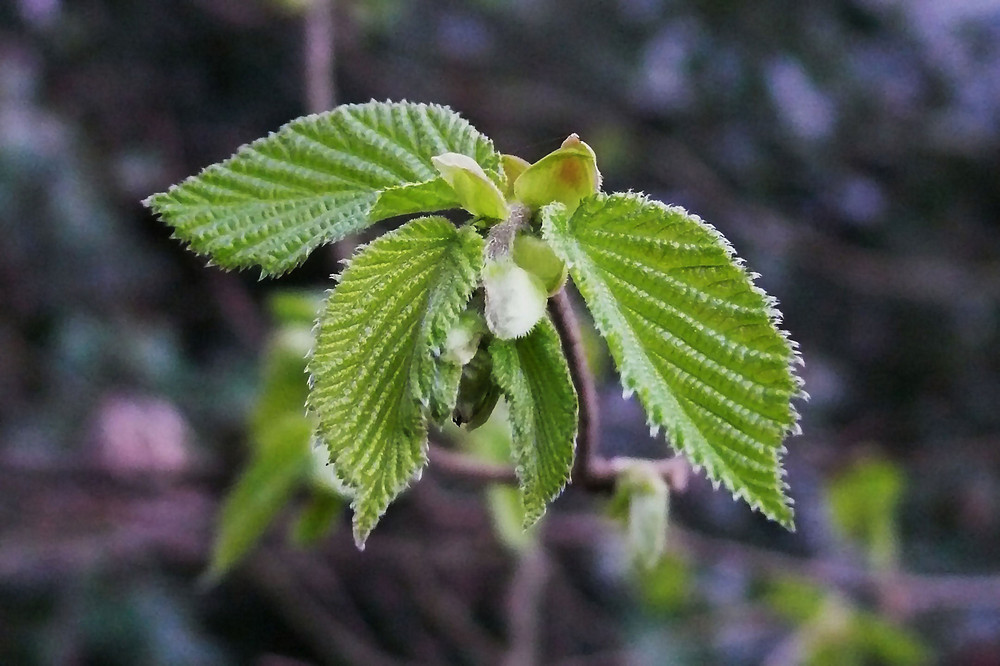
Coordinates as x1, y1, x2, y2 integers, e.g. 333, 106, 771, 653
304, 0, 336, 114
4, 451, 1000, 662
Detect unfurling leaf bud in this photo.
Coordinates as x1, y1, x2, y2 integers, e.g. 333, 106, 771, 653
453, 346, 501, 430
609, 462, 670, 569
482, 258, 548, 340
432, 152, 509, 220
513, 235, 568, 296
500, 154, 531, 198
513, 134, 601, 214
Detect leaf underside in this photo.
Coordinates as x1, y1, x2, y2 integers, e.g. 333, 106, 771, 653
542, 193, 802, 526
308, 217, 483, 546
145, 101, 499, 275
490, 316, 579, 527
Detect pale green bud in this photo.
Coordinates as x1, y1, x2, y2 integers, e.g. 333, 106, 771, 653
431, 152, 509, 220
513, 235, 568, 296
513, 134, 601, 214
500, 154, 531, 198
482, 258, 548, 339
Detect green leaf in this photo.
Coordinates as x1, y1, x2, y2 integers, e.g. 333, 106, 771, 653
500, 154, 531, 198
452, 346, 502, 430
290, 492, 344, 547
144, 101, 499, 275
426, 359, 465, 425
368, 177, 462, 221
828, 457, 903, 570
426, 311, 486, 424
542, 193, 802, 527
308, 216, 483, 546
250, 321, 312, 444
206, 415, 313, 580
490, 316, 578, 526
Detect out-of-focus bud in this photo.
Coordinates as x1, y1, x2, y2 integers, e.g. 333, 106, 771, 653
513, 234, 568, 296
432, 152, 509, 220
482, 258, 548, 339
453, 347, 501, 430
512, 134, 601, 214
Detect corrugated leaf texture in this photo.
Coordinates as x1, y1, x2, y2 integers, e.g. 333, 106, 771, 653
144, 101, 499, 275
491, 317, 578, 526
308, 217, 483, 546
542, 193, 802, 526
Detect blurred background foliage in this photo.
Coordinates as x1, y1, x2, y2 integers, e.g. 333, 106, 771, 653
2, 0, 1000, 664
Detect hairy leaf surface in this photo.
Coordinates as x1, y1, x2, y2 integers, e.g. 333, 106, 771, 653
542, 193, 801, 526
308, 217, 483, 546
145, 102, 499, 275
490, 317, 578, 526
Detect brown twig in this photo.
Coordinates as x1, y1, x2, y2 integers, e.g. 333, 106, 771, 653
428, 444, 518, 484
428, 442, 689, 494
548, 289, 601, 488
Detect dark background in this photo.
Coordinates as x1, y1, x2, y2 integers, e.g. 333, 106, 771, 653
2, 0, 1000, 664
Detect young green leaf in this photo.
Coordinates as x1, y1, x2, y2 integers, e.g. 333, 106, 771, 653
308, 216, 483, 546
542, 193, 802, 527
513, 234, 568, 296
431, 152, 508, 219
513, 134, 601, 214
425, 311, 487, 425
452, 346, 502, 430
500, 154, 531, 198
144, 101, 499, 275
490, 317, 578, 526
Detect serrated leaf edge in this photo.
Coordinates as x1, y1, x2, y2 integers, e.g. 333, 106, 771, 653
542, 192, 805, 528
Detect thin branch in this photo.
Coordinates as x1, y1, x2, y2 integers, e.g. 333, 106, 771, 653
548, 289, 601, 488
670, 525, 1000, 618
485, 204, 533, 260
428, 442, 689, 493
428, 444, 518, 484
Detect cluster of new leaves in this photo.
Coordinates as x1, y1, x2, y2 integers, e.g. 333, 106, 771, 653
145, 101, 802, 548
